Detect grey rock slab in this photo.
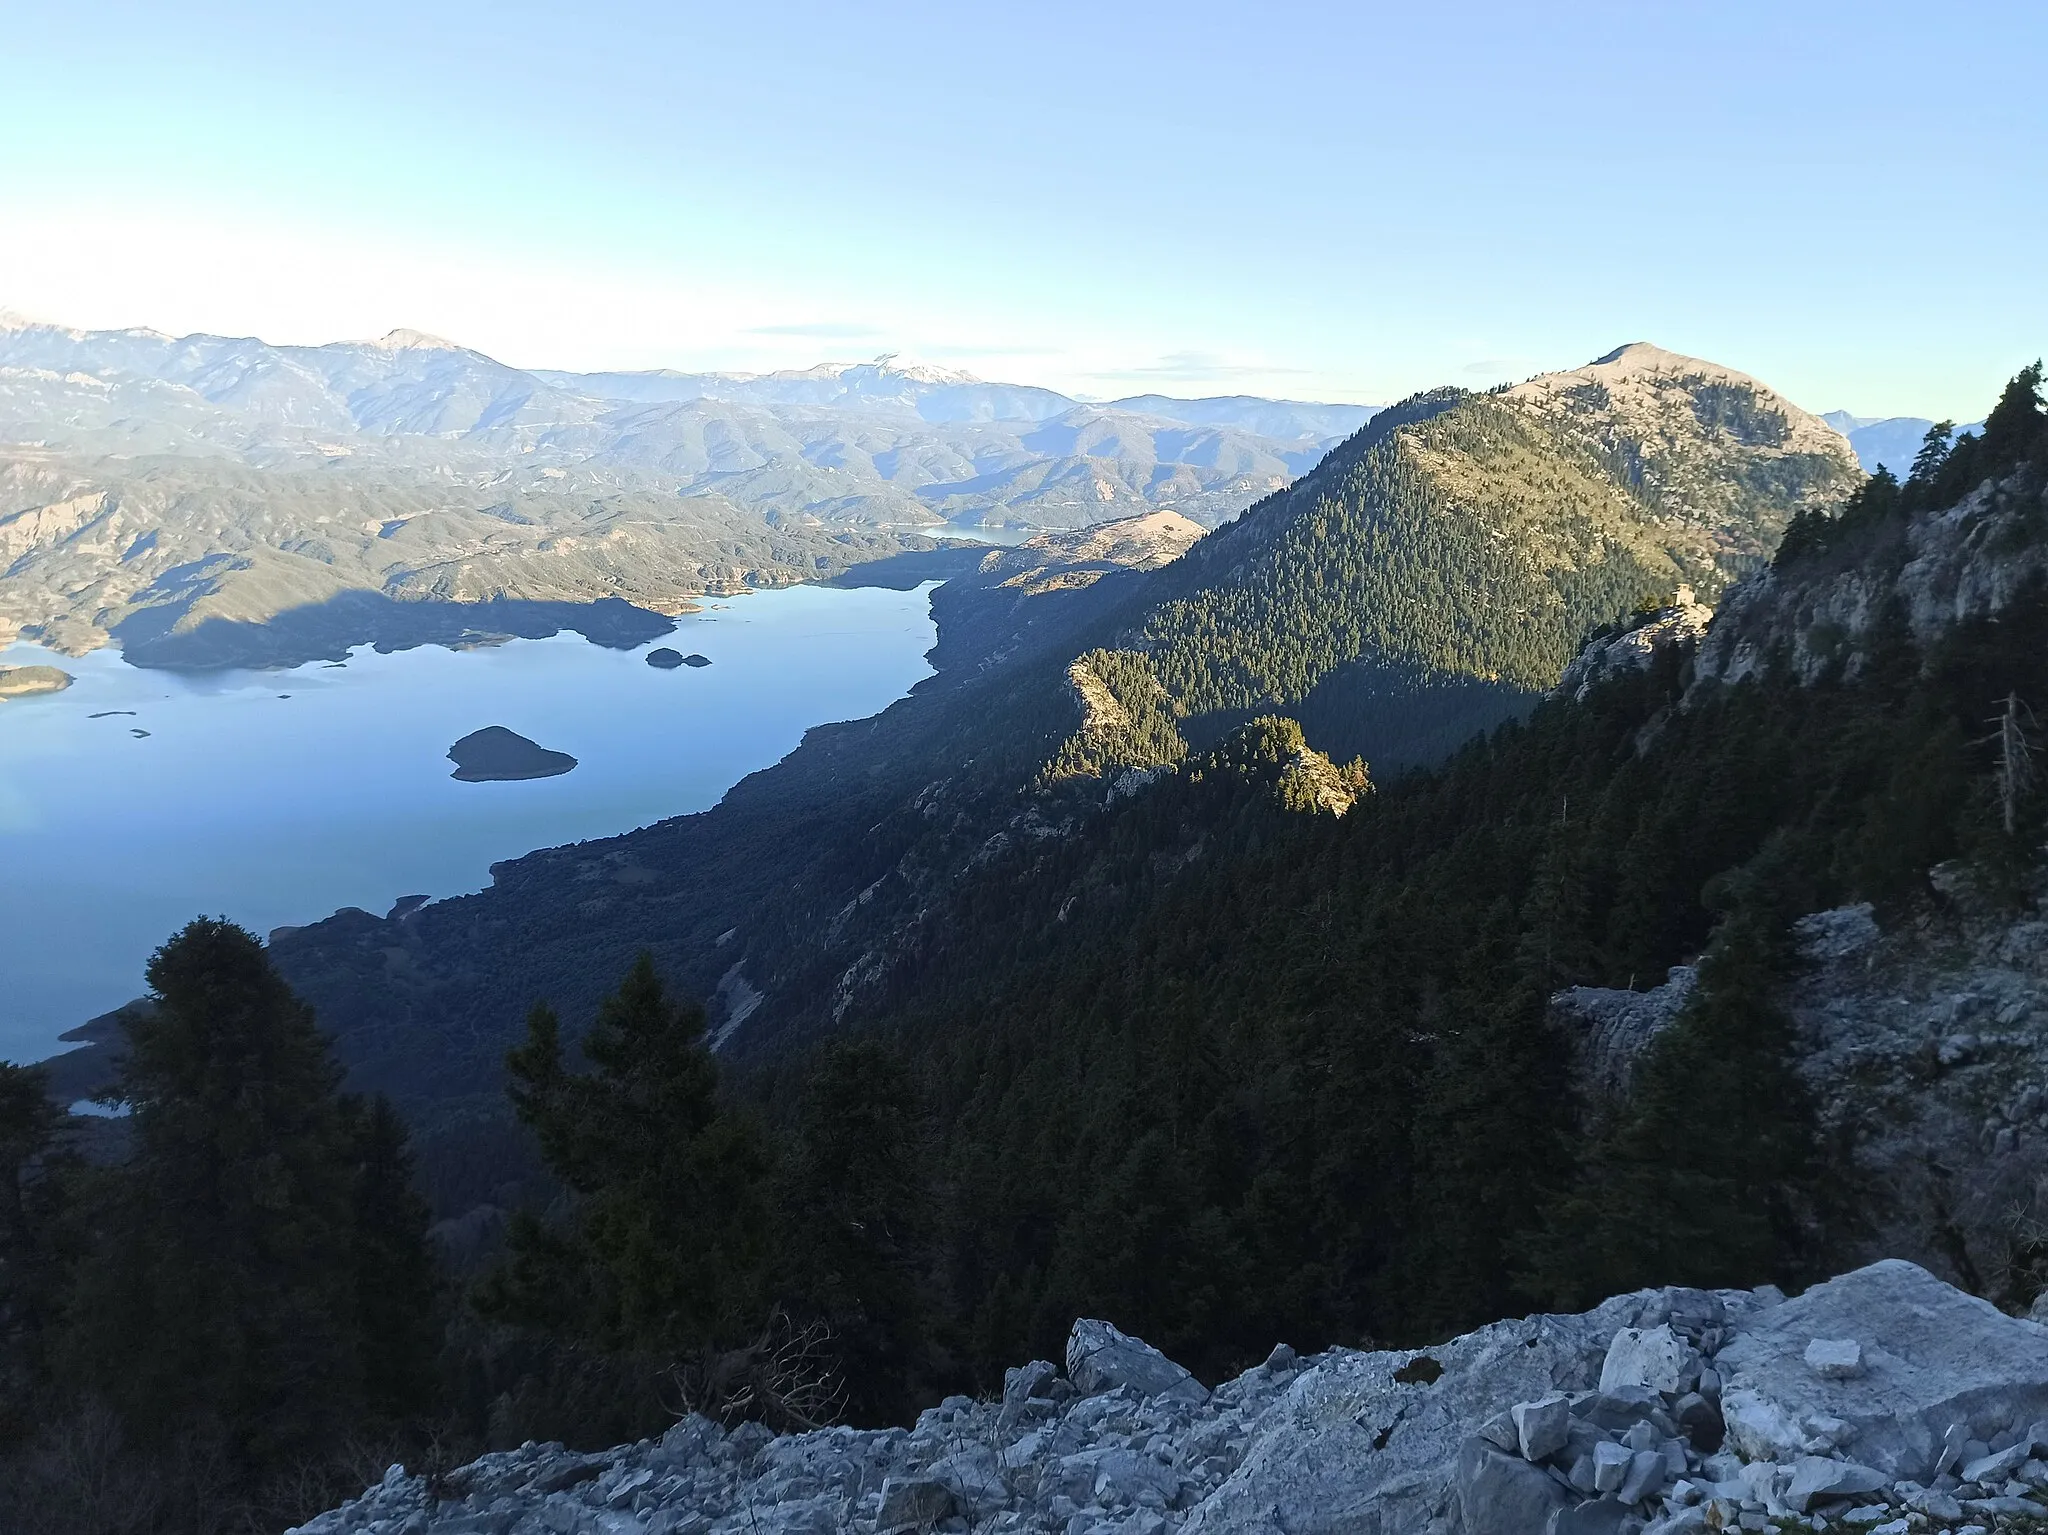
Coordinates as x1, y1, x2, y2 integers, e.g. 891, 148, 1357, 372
1573, 1387, 1668, 1434
1783, 1455, 1888, 1512
1616, 1448, 1666, 1504
1552, 1498, 1634, 1535
1805, 1338, 1865, 1379
1003, 1359, 1059, 1414
1937, 1422, 1971, 1475
1591, 1441, 1631, 1494
926, 1445, 1007, 1518
1600, 1325, 1700, 1395
875, 1476, 955, 1532
1513, 1393, 1572, 1462
1065, 1320, 1207, 1405
526, 1456, 611, 1495
1475, 1410, 1520, 1453
1084, 1448, 1180, 1506
1715, 1259, 2048, 1478
1453, 1440, 1574, 1535
1180, 1296, 1636, 1535
1961, 1442, 2029, 1484
1906, 1486, 1965, 1519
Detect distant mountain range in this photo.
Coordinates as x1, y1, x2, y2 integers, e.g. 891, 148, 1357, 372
0, 314, 1374, 524
0, 312, 1378, 657
1822, 409, 1982, 477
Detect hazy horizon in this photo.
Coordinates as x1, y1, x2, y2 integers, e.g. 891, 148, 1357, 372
4, 1, 2041, 420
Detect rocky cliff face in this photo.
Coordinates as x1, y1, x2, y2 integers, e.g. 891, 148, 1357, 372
1543, 461, 2048, 1306
1694, 470, 2048, 689
1552, 590, 1713, 704
292, 1261, 2048, 1535
1557, 876, 2048, 1313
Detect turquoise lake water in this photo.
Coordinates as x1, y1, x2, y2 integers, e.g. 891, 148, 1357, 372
0, 582, 939, 1064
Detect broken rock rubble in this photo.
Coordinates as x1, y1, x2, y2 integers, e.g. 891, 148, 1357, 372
290, 1260, 2048, 1535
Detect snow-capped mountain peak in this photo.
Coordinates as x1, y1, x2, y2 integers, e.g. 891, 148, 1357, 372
362, 328, 465, 353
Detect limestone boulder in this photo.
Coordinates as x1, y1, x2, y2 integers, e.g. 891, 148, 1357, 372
1715, 1258, 2048, 1477
1180, 1292, 1645, 1534
1066, 1319, 1208, 1404
1456, 1439, 1573, 1535
1600, 1324, 1701, 1395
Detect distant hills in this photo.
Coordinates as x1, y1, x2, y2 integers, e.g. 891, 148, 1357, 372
532, 358, 1371, 444
0, 315, 1374, 511
0, 312, 1375, 657
1822, 409, 1981, 477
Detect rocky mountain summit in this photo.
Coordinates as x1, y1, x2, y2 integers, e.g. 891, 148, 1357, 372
293, 1260, 2048, 1535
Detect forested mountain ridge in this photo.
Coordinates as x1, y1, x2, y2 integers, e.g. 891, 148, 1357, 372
923, 510, 1207, 675
1043, 342, 1859, 777
0, 451, 920, 667
770, 368, 2048, 1387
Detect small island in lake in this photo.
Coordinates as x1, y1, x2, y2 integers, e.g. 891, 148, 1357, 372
0, 664, 74, 700
645, 648, 711, 670
447, 726, 578, 782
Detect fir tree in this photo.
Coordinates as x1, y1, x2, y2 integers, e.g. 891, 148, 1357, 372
61, 919, 366, 1471
0, 1064, 63, 1441
344, 1093, 441, 1420
779, 1039, 936, 1422
484, 955, 773, 1357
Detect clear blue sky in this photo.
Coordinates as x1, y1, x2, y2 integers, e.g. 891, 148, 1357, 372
2, 0, 2040, 418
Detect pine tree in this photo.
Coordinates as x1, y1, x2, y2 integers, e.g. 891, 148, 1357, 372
484, 955, 772, 1357
1977, 362, 2046, 473
0, 1064, 63, 1442
344, 1093, 441, 1420
61, 919, 365, 1470
1402, 904, 1571, 1332
1520, 859, 1819, 1308
779, 1039, 935, 1422
1908, 421, 1957, 487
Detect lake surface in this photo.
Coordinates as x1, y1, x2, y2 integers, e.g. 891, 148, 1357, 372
0, 582, 939, 1063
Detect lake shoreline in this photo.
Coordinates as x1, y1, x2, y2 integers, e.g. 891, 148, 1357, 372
0, 582, 943, 1066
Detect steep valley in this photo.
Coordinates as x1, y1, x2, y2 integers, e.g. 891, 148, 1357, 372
224, 343, 1862, 1127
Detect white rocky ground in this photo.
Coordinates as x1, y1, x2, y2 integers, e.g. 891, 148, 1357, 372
293, 1260, 2048, 1535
